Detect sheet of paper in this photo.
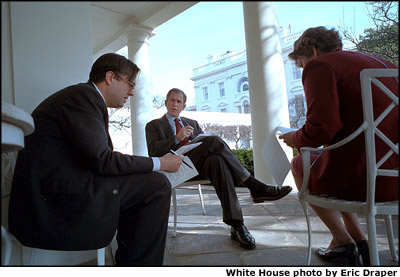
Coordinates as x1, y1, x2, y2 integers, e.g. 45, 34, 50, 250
189, 133, 213, 144
275, 126, 298, 135
262, 126, 298, 187
175, 142, 203, 155
159, 156, 199, 188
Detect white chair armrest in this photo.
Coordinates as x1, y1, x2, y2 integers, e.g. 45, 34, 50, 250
298, 122, 368, 197
300, 122, 367, 154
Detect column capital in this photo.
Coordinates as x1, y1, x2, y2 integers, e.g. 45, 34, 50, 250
124, 23, 156, 44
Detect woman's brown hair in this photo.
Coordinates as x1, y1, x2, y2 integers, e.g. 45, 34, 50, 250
288, 26, 343, 66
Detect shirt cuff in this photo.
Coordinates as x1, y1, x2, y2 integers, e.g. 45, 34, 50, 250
152, 157, 161, 171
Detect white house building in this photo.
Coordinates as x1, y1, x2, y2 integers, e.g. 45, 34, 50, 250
191, 27, 307, 128
191, 50, 251, 114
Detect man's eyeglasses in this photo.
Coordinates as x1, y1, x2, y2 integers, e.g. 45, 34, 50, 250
114, 74, 135, 91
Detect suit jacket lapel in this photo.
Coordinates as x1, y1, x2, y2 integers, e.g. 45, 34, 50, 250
89, 81, 114, 150
103, 108, 114, 150
161, 114, 174, 138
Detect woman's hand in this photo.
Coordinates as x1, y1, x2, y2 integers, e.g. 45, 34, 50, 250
279, 131, 296, 148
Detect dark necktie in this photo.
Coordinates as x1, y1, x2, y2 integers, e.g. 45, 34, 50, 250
175, 117, 189, 146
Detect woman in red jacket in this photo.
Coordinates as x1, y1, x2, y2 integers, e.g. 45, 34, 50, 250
280, 26, 398, 266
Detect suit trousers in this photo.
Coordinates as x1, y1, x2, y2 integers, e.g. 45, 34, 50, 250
114, 172, 171, 266
186, 136, 250, 225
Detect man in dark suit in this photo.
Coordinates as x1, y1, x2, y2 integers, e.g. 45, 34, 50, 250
8, 53, 184, 266
145, 88, 292, 249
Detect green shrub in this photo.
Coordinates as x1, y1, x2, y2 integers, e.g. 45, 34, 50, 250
232, 149, 254, 187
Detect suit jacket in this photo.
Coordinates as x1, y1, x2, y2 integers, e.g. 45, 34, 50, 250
293, 51, 398, 201
145, 114, 203, 157
9, 82, 154, 251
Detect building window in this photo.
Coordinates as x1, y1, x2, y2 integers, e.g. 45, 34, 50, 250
237, 77, 249, 92
220, 108, 227, 113
243, 101, 250, 114
219, 82, 225, 97
238, 106, 242, 113
202, 87, 208, 101
292, 63, 302, 80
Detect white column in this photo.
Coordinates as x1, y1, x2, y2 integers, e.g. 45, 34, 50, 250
242, 2, 291, 184
125, 24, 156, 156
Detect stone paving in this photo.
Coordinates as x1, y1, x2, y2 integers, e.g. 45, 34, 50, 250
163, 185, 398, 266
85, 185, 398, 267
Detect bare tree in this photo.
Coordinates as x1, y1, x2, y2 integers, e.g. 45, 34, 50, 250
201, 123, 225, 138
201, 123, 252, 149
153, 95, 165, 109
339, 1, 398, 65
108, 104, 131, 130
288, 95, 306, 128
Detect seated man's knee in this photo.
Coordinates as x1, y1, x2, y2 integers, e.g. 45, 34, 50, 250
203, 135, 226, 148
153, 173, 172, 196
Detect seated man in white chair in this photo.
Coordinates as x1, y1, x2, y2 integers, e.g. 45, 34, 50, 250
145, 88, 292, 250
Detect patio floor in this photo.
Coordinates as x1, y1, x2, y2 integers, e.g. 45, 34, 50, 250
87, 185, 398, 267
163, 185, 398, 266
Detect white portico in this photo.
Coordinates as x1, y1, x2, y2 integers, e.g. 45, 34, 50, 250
2, 1, 291, 265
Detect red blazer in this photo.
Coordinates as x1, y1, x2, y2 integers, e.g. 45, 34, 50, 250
293, 51, 398, 201
9, 83, 154, 250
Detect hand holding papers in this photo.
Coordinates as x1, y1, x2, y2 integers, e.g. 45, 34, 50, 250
276, 126, 298, 136
262, 126, 298, 187
158, 143, 203, 188
170, 149, 193, 169
159, 156, 199, 188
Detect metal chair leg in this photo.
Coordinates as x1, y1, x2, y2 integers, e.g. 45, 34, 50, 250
97, 247, 105, 266
384, 215, 398, 262
172, 189, 178, 237
299, 199, 312, 265
366, 214, 379, 265
197, 184, 206, 215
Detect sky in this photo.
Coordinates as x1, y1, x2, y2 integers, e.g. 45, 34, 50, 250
119, 1, 376, 107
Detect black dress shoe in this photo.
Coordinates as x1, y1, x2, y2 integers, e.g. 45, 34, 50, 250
250, 185, 292, 203
315, 243, 359, 266
356, 240, 371, 266
230, 224, 256, 250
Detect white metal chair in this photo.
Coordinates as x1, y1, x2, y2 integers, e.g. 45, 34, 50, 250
1, 152, 113, 266
298, 68, 399, 266
171, 179, 210, 236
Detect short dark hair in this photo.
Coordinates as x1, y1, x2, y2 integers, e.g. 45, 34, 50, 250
166, 88, 187, 104
288, 26, 343, 66
89, 53, 140, 83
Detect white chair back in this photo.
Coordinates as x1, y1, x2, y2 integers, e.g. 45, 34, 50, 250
360, 69, 399, 214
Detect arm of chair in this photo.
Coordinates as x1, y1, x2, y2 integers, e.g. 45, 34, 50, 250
298, 122, 368, 197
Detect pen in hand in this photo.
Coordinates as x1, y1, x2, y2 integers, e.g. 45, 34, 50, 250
169, 150, 193, 169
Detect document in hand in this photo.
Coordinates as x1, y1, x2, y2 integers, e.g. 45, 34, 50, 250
188, 133, 213, 144
159, 156, 199, 188
262, 126, 298, 187
175, 142, 203, 155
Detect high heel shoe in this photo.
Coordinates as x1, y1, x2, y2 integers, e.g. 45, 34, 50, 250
356, 240, 371, 266
315, 243, 359, 266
